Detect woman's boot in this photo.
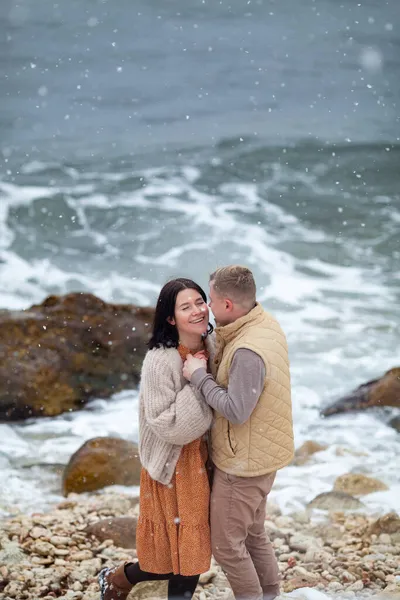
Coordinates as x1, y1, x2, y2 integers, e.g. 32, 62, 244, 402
98, 562, 133, 600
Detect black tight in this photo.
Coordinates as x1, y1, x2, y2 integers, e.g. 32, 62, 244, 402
167, 574, 200, 598
124, 562, 200, 598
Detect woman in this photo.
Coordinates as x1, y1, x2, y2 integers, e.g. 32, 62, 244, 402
99, 278, 214, 600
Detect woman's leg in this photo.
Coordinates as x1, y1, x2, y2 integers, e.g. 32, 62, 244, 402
168, 574, 200, 599
125, 563, 200, 598
99, 561, 173, 600
124, 561, 172, 584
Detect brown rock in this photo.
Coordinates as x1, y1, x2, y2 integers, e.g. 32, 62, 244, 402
292, 440, 328, 466
307, 491, 364, 511
369, 513, 400, 536
62, 437, 141, 495
0, 292, 153, 420
85, 517, 137, 548
334, 473, 388, 496
283, 576, 316, 593
321, 367, 400, 418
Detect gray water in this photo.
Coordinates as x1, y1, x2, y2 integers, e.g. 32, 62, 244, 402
0, 0, 399, 516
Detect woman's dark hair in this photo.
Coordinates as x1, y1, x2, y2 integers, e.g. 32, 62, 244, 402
148, 278, 213, 349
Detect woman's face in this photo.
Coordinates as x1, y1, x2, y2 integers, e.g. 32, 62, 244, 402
170, 288, 209, 338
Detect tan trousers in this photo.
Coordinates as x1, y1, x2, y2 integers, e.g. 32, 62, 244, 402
210, 467, 280, 600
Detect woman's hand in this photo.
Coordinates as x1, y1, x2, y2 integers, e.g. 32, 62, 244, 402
193, 350, 208, 360
183, 353, 207, 381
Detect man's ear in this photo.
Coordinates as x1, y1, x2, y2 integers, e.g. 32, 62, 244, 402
167, 316, 176, 325
225, 299, 234, 312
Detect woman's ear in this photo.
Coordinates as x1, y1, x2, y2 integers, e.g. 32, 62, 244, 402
167, 316, 176, 326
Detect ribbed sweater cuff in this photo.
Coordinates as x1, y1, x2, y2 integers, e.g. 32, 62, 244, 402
190, 368, 210, 390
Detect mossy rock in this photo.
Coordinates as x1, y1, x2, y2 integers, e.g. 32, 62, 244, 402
62, 437, 141, 495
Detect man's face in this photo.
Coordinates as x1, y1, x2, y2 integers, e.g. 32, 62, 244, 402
208, 282, 230, 326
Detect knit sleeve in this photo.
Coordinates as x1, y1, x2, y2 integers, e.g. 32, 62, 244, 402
141, 351, 213, 445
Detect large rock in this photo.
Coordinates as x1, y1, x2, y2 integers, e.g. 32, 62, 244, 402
85, 516, 137, 548
62, 437, 141, 495
307, 491, 364, 511
291, 440, 328, 466
0, 293, 154, 420
321, 367, 400, 418
389, 416, 400, 433
369, 512, 400, 536
333, 473, 388, 496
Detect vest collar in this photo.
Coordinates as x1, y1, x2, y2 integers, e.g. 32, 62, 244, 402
215, 302, 263, 344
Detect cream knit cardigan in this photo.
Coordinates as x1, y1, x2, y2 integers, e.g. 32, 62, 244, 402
138, 338, 214, 485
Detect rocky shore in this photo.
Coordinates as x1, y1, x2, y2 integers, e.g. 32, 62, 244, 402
0, 293, 153, 421
0, 492, 399, 600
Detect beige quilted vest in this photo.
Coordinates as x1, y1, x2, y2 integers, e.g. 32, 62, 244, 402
211, 303, 294, 476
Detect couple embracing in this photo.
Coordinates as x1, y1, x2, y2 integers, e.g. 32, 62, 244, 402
99, 265, 294, 600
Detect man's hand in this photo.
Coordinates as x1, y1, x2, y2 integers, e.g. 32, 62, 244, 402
183, 353, 207, 381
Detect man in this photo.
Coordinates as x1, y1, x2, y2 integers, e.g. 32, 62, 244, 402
183, 265, 294, 600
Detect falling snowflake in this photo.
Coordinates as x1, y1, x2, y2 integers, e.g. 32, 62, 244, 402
359, 47, 383, 72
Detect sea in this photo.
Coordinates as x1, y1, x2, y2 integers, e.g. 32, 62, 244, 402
0, 0, 399, 537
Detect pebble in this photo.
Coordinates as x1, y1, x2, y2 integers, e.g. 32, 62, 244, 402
328, 581, 343, 591
289, 533, 321, 552
292, 565, 320, 583
30, 527, 49, 539
363, 553, 387, 561
303, 548, 334, 564
279, 552, 301, 561
379, 533, 392, 544
30, 541, 55, 557
50, 535, 71, 546
275, 516, 294, 529
70, 550, 93, 561
348, 581, 364, 592
370, 544, 396, 554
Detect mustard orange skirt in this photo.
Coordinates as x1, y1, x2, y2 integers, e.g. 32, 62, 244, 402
136, 437, 211, 576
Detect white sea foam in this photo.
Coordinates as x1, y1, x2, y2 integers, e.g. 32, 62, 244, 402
1, 381, 399, 518
0, 390, 139, 516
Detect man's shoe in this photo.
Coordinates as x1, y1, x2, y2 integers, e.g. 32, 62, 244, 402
98, 562, 133, 600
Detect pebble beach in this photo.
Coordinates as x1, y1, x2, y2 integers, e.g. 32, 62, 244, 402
1, 491, 399, 600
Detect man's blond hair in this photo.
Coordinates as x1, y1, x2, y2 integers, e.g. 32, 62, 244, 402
209, 265, 256, 308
